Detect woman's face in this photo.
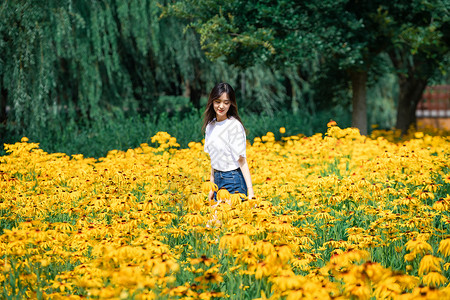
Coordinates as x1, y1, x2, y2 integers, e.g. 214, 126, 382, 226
213, 93, 231, 121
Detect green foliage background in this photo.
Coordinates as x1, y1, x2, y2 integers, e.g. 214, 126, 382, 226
1, 104, 353, 158
1, 0, 448, 157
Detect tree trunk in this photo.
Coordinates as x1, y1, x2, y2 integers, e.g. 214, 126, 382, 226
350, 70, 368, 135
185, 79, 202, 110
388, 49, 435, 135
396, 75, 428, 134
0, 87, 7, 124
189, 83, 202, 109
185, 60, 204, 110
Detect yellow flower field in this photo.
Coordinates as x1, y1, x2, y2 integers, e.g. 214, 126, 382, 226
1, 125, 450, 299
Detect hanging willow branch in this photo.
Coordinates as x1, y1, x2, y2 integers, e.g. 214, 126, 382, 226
0, 0, 209, 136
0, 0, 306, 140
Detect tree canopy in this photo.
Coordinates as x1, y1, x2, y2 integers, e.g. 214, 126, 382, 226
1, 0, 449, 141
164, 0, 450, 134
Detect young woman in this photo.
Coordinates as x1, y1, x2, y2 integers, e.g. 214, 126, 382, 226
203, 82, 254, 201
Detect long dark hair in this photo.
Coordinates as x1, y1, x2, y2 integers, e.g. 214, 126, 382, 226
202, 82, 245, 132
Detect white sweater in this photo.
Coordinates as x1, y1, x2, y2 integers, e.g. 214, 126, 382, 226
204, 117, 246, 172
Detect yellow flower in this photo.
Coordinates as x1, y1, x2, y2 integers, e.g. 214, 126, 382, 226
444, 263, 450, 271
201, 181, 218, 194
253, 262, 273, 279
443, 175, 450, 184
270, 271, 302, 292
219, 233, 251, 251
252, 240, 275, 256
414, 132, 424, 139
438, 239, 450, 257
190, 255, 217, 267
330, 249, 370, 266
183, 213, 206, 226
327, 120, 337, 127
275, 244, 293, 263
216, 188, 230, 201
422, 271, 448, 287
169, 284, 196, 297
238, 251, 258, 266
168, 228, 187, 238
230, 192, 245, 205
279, 127, 286, 134
345, 281, 371, 300
51, 280, 73, 293
363, 261, 385, 282
418, 255, 443, 276
374, 275, 413, 299
194, 272, 223, 284
405, 239, 432, 256
404, 253, 416, 262
229, 265, 241, 272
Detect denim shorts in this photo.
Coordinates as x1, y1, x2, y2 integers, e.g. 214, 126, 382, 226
213, 168, 248, 200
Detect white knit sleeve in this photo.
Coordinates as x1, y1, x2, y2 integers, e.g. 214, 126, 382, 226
228, 120, 246, 161
204, 123, 211, 154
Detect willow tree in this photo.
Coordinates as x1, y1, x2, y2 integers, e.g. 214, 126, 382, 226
1, 1, 136, 134
0, 0, 224, 138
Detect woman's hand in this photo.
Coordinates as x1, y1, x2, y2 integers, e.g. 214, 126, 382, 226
208, 190, 215, 201
247, 187, 255, 200
238, 156, 254, 200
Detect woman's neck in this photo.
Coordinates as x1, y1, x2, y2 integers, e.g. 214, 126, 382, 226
216, 115, 228, 122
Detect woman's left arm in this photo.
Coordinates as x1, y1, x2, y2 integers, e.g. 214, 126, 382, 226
238, 156, 254, 199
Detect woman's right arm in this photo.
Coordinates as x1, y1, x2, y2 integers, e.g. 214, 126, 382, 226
208, 167, 215, 200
